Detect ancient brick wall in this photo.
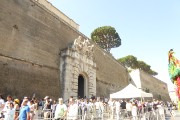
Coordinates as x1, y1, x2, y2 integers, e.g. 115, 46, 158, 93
140, 70, 171, 101
93, 47, 130, 97
0, 0, 83, 99
0, 55, 59, 98
0, 0, 83, 69
0, 0, 129, 99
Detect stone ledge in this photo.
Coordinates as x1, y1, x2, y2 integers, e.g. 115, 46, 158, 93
33, 0, 79, 30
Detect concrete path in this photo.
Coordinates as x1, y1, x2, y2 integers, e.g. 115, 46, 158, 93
164, 108, 180, 120
165, 108, 172, 120
171, 110, 180, 120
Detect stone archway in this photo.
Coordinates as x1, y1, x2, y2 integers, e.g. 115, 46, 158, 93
60, 36, 96, 101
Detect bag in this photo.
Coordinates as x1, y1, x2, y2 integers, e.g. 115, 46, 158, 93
0, 112, 4, 118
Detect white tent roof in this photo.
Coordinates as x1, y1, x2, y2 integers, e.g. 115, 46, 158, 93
129, 69, 141, 89
110, 84, 153, 98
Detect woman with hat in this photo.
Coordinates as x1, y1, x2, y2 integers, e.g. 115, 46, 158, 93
13, 99, 20, 120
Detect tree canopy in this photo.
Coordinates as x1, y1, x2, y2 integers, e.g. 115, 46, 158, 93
91, 26, 121, 52
118, 55, 158, 76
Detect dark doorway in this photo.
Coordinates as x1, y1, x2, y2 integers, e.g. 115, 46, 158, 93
78, 74, 84, 98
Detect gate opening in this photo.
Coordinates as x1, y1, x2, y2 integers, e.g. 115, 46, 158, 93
78, 74, 84, 98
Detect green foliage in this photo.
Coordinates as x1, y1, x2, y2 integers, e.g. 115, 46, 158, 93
118, 55, 138, 69
138, 60, 158, 75
148, 70, 158, 76
91, 26, 121, 52
138, 61, 151, 72
118, 55, 158, 76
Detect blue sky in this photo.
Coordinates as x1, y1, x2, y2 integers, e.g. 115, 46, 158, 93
48, 0, 180, 91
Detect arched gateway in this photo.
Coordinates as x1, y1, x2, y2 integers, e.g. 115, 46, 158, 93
60, 36, 96, 101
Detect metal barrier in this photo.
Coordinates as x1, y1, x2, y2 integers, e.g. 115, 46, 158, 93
33, 106, 166, 120
0, 105, 166, 120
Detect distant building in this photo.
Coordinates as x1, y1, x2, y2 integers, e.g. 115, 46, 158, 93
169, 91, 178, 103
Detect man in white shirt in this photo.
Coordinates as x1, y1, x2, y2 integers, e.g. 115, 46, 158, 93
67, 98, 78, 120
108, 98, 115, 119
126, 100, 132, 117
54, 98, 67, 120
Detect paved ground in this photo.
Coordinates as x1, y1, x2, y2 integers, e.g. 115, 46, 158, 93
171, 110, 180, 120
165, 108, 172, 120
165, 108, 180, 120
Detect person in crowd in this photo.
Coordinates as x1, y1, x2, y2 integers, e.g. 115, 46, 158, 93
87, 98, 94, 115
103, 97, 108, 112
13, 99, 20, 120
95, 98, 101, 117
157, 102, 165, 120
153, 99, 159, 110
0, 94, 5, 118
33, 99, 38, 118
67, 98, 78, 120
167, 101, 172, 113
54, 98, 67, 120
77, 99, 82, 118
91, 94, 95, 101
120, 99, 126, 109
99, 99, 104, 117
131, 102, 137, 120
16, 98, 30, 120
82, 99, 88, 119
137, 101, 145, 115
108, 98, 114, 118
38, 99, 44, 110
4, 102, 15, 120
4, 95, 13, 109
1, 95, 13, 119
22, 97, 30, 108
126, 100, 132, 117
115, 99, 120, 120
51, 100, 57, 118
29, 100, 35, 120
43, 96, 52, 119
80, 98, 87, 118
146, 100, 153, 112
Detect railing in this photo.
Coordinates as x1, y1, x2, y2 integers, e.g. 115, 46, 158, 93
32, 106, 166, 120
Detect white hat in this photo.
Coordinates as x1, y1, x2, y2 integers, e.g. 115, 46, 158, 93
24, 96, 28, 99
59, 98, 63, 101
44, 96, 50, 99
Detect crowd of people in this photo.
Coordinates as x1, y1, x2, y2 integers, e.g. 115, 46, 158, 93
0, 94, 172, 120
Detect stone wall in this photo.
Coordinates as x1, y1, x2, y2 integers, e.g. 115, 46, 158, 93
0, 0, 84, 69
94, 47, 130, 97
0, 55, 59, 98
36, 0, 79, 30
0, 0, 129, 99
140, 70, 171, 101
0, 0, 84, 99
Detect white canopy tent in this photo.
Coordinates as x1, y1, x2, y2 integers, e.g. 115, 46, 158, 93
110, 84, 153, 99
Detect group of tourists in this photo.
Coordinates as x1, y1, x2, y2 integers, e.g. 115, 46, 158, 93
0, 94, 38, 120
0, 94, 170, 120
